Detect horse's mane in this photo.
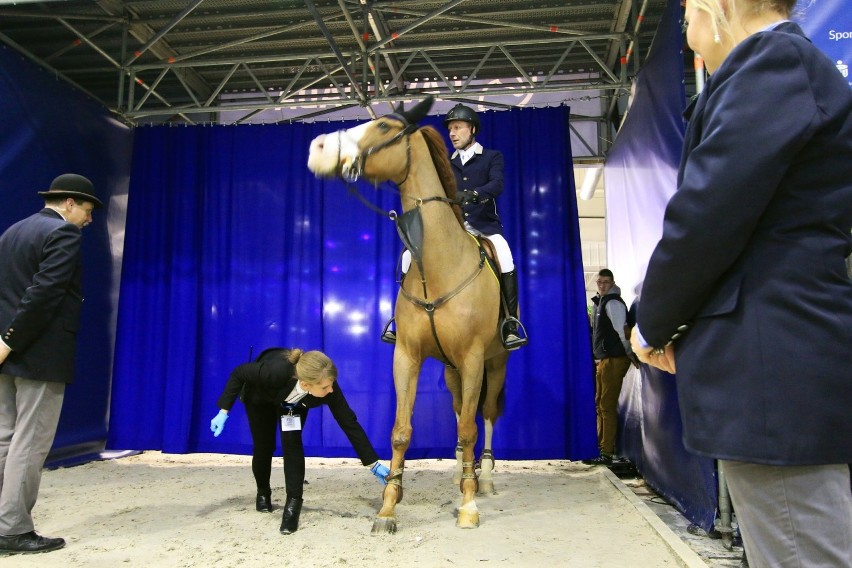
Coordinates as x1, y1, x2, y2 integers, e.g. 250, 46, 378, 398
419, 126, 464, 227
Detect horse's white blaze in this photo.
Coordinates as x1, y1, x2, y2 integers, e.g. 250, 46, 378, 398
307, 123, 369, 177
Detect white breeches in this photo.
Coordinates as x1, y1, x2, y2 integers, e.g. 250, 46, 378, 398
401, 230, 514, 274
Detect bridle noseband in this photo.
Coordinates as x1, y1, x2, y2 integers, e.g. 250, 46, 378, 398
340, 116, 417, 186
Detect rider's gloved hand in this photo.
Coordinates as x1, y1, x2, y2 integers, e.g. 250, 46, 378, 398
459, 190, 479, 205
210, 410, 229, 437
369, 461, 390, 485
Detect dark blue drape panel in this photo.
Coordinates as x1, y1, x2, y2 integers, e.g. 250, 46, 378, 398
796, 0, 852, 87
607, 0, 717, 531
109, 107, 595, 460
0, 45, 133, 459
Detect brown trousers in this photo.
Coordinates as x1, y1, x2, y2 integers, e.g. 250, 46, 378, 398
594, 356, 631, 455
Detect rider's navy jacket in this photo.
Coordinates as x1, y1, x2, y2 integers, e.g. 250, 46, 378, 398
450, 146, 505, 236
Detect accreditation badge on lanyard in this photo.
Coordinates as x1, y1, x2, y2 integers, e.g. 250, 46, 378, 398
280, 403, 302, 432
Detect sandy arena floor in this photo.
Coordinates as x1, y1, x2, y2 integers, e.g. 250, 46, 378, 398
8, 452, 708, 567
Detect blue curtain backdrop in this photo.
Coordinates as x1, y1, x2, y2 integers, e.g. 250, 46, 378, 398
107, 107, 597, 460
796, 0, 852, 90
0, 45, 133, 461
605, 0, 718, 532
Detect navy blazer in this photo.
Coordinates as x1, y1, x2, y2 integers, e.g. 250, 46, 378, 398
451, 147, 505, 235
638, 23, 852, 465
0, 208, 83, 383
216, 348, 380, 466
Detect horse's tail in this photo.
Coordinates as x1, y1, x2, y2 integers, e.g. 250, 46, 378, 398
477, 368, 506, 421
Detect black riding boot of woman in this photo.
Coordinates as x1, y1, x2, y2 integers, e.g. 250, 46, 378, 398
256, 490, 273, 513
280, 497, 303, 534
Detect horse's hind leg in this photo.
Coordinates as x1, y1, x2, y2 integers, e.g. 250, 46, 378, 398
372, 352, 422, 535
478, 419, 496, 494
478, 354, 508, 494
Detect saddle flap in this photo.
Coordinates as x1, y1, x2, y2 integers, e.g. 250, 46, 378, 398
396, 208, 424, 264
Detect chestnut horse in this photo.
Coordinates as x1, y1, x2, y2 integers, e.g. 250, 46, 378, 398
307, 97, 509, 532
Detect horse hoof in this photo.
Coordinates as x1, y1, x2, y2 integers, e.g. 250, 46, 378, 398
456, 508, 480, 529
371, 517, 398, 535
478, 479, 494, 494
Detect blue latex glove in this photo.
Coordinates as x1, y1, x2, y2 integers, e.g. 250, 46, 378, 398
210, 410, 228, 437
370, 461, 390, 486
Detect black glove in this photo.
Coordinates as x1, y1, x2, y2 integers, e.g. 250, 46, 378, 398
459, 190, 479, 205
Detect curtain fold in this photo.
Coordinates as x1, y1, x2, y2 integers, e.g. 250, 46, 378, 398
108, 107, 595, 460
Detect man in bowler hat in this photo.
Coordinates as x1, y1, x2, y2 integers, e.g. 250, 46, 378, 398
0, 174, 102, 554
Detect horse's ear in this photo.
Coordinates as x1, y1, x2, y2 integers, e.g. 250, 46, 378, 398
400, 96, 434, 125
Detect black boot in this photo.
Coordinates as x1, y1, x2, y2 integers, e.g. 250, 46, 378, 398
280, 497, 303, 535
499, 270, 528, 350
256, 490, 273, 513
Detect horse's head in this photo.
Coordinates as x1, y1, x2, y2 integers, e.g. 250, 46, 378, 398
307, 96, 434, 184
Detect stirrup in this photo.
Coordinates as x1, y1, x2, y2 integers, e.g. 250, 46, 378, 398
500, 317, 528, 351
381, 317, 397, 344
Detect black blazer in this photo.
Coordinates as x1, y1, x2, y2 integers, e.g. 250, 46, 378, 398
0, 208, 83, 383
217, 348, 380, 465
638, 23, 852, 465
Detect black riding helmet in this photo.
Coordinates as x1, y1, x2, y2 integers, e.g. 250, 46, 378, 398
443, 103, 480, 135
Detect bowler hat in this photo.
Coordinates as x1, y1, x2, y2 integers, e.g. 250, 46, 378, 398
38, 173, 103, 208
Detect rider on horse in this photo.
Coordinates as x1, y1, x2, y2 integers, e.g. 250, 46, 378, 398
383, 104, 528, 351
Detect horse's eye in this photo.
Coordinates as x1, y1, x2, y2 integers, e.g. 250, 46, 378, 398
377, 121, 390, 132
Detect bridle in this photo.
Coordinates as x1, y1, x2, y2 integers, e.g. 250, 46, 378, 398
340, 117, 418, 186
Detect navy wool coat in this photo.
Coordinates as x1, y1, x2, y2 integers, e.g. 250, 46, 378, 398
0, 208, 83, 384
638, 23, 852, 466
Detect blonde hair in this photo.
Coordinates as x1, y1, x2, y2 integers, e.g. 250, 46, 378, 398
288, 349, 337, 385
688, 0, 795, 42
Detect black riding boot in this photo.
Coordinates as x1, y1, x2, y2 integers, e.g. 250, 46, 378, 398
500, 270, 528, 350
256, 489, 273, 513
280, 497, 303, 535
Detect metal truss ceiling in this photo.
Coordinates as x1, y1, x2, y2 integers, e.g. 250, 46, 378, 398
0, 0, 669, 126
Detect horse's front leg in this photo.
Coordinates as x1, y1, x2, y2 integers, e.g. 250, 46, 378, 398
371, 351, 421, 535
456, 359, 484, 528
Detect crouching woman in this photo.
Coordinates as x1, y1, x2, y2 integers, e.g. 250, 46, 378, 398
210, 347, 389, 534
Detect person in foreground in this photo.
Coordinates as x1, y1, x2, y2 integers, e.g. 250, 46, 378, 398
631, 1, 852, 566
0, 174, 102, 555
210, 347, 389, 534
